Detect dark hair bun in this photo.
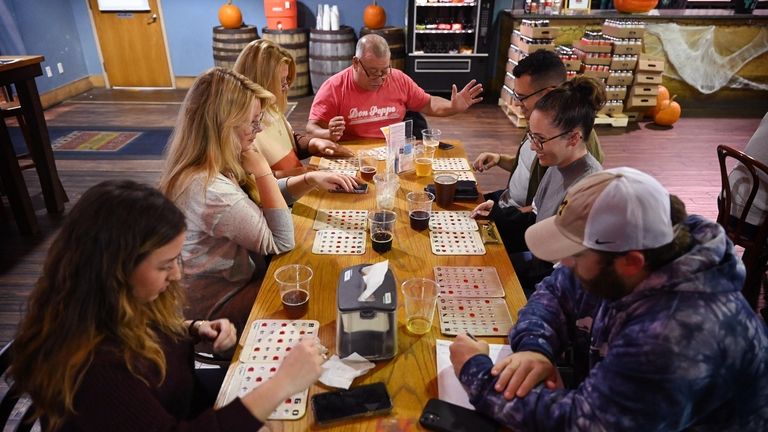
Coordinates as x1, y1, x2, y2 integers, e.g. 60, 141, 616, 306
566, 76, 606, 111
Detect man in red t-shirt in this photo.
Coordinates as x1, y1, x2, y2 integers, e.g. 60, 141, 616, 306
307, 34, 484, 141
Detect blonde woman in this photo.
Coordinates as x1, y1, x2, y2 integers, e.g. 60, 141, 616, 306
160, 67, 355, 331
234, 39, 354, 178
11, 180, 324, 430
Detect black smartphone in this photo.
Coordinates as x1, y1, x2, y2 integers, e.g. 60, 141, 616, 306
419, 399, 499, 432
438, 141, 455, 150
329, 183, 368, 194
311, 382, 393, 425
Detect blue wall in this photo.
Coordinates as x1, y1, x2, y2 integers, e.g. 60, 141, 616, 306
3, 0, 506, 91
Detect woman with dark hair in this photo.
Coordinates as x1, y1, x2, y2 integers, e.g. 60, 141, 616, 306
10, 180, 324, 430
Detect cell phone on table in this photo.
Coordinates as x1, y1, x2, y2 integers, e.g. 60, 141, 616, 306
311, 382, 392, 425
438, 141, 455, 150
419, 399, 499, 432
329, 183, 368, 194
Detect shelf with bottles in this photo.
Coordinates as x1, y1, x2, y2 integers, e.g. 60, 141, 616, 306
414, 32, 475, 54
414, 3, 476, 32
415, 29, 475, 34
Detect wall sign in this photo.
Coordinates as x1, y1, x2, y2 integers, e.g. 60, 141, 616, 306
97, 0, 150, 12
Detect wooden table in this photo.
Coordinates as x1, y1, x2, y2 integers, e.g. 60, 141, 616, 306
216, 140, 526, 430
0, 55, 68, 234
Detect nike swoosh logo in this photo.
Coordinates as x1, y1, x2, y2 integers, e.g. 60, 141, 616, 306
594, 239, 615, 245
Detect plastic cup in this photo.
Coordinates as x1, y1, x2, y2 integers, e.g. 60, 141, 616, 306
421, 128, 442, 150
274, 264, 312, 319
368, 210, 397, 253
401, 278, 440, 335
434, 172, 459, 208
358, 150, 378, 182
373, 172, 399, 210
406, 191, 434, 231
414, 145, 435, 177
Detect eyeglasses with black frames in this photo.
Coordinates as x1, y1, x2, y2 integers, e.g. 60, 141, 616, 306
526, 129, 574, 151
512, 86, 554, 103
355, 57, 391, 79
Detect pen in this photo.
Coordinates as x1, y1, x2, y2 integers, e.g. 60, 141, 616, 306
466, 332, 478, 342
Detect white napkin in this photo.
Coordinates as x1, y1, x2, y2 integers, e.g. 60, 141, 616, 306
357, 260, 389, 302
319, 353, 376, 389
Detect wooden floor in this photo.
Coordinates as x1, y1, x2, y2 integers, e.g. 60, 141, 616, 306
0, 90, 764, 346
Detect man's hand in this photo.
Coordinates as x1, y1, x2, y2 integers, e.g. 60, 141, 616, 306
473, 152, 500, 172
308, 138, 354, 157
470, 200, 494, 219
327, 116, 346, 141
449, 333, 490, 377
451, 79, 483, 113
490, 351, 560, 400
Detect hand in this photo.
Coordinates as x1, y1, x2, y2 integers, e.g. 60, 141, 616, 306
308, 138, 354, 157
450, 333, 490, 377
306, 171, 358, 192
491, 351, 559, 400
470, 200, 494, 219
197, 319, 238, 356
473, 152, 500, 172
241, 148, 272, 178
451, 79, 483, 113
328, 116, 346, 142
272, 337, 325, 396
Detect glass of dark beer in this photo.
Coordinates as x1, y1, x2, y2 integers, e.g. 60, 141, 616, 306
368, 209, 397, 253
274, 264, 312, 319
406, 191, 434, 231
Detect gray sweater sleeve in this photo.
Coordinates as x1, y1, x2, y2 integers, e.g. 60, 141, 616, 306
278, 177, 299, 206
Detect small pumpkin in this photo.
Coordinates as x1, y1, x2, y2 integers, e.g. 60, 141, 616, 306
647, 85, 670, 118
613, 0, 659, 13
363, 1, 387, 30
218, 0, 243, 29
653, 95, 681, 126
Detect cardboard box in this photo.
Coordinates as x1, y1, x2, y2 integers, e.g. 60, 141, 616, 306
582, 69, 610, 79
636, 54, 665, 73
599, 103, 624, 115
516, 39, 555, 54
520, 25, 560, 40
612, 43, 643, 56
634, 71, 663, 85
606, 71, 634, 86
629, 84, 658, 97
626, 95, 658, 110
506, 59, 516, 73
576, 49, 612, 66
501, 85, 513, 106
610, 57, 637, 70
504, 72, 515, 90
572, 39, 613, 54
605, 86, 628, 100
563, 58, 581, 71
508, 45, 525, 63
601, 24, 645, 39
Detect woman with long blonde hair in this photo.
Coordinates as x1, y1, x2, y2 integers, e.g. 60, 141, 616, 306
234, 39, 353, 178
10, 180, 324, 430
159, 67, 355, 331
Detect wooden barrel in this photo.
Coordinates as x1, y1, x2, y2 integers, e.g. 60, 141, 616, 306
309, 26, 356, 94
212, 25, 259, 69
262, 28, 309, 98
360, 27, 406, 71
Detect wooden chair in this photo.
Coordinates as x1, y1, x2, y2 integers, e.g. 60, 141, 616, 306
0, 341, 39, 431
716, 144, 768, 310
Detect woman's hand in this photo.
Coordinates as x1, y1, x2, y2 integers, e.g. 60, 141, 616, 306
490, 351, 560, 400
241, 148, 272, 178
195, 319, 238, 356
306, 171, 358, 192
272, 337, 325, 396
473, 152, 500, 172
308, 138, 354, 157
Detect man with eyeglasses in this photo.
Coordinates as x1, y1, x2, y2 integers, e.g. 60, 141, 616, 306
306, 34, 483, 141
471, 50, 604, 255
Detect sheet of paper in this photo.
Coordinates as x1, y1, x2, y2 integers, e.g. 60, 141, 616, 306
435, 339, 513, 410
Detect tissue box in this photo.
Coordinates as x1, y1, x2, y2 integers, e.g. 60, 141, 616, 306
336, 264, 397, 361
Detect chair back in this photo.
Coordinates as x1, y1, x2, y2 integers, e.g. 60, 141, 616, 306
716, 144, 768, 308
0, 341, 38, 431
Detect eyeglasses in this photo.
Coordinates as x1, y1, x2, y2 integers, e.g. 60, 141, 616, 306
526, 129, 573, 151
512, 86, 553, 103
355, 57, 391, 79
280, 79, 291, 90
251, 111, 265, 133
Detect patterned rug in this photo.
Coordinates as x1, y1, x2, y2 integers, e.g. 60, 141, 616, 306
52, 131, 142, 151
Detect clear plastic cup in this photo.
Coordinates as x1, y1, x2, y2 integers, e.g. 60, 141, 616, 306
373, 172, 399, 210
274, 264, 312, 319
401, 278, 440, 335
421, 128, 442, 150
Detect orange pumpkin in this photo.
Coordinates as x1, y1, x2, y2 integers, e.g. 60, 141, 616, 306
653, 96, 681, 126
218, 0, 242, 29
363, 1, 386, 30
614, 0, 659, 13
647, 85, 670, 118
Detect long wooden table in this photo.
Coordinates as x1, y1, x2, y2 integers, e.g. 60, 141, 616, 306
216, 139, 526, 430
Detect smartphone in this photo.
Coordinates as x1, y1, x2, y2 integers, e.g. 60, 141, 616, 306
329, 183, 368, 194
438, 141, 455, 150
419, 399, 499, 432
311, 382, 392, 425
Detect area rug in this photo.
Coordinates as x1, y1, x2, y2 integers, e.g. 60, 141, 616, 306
8, 126, 172, 160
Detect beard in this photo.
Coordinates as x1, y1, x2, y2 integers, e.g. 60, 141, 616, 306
578, 258, 630, 301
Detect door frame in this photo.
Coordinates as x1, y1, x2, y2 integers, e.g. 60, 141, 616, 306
86, 0, 176, 89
